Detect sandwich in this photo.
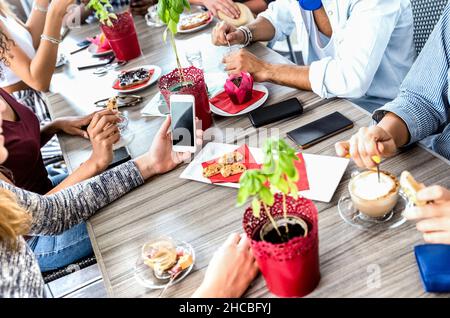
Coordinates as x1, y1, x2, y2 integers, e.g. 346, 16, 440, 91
400, 171, 426, 206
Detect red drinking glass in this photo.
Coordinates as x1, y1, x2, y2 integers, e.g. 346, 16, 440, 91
243, 193, 320, 297
159, 66, 213, 130
100, 11, 142, 61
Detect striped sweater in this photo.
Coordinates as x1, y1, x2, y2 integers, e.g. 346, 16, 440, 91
374, 2, 450, 160
0, 161, 144, 298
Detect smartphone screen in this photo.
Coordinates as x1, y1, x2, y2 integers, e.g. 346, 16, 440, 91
286, 111, 354, 149
170, 95, 195, 152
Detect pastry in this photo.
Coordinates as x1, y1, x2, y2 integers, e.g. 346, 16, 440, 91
117, 68, 151, 89
230, 163, 246, 175
203, 163, 222, 178
106, 96, 118, 111
220, 164, 233, 177
179, 12, 211, 30
400, 171, 426, 206
218, 151, 244, 164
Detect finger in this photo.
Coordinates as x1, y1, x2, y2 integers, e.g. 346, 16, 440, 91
157, 116, 172, 138
196, 129, 204, 147
224, 233, 241, 246
349, 135, 364, 168
417, 185, 450, 202
105, 129, 121, 145
173, 151, 191, 164
97, 124, 119, 140
72, 128, 89, 139
92, 114, 121, 133
218, 4, 235, 18
89, 109, 117, 128
403, 204, 448, 220
416, 217, 450, 233
358, 132, 376, 168
423, 231, 450, 245
335, 141, 350, 158
226, 31, 242, 45
237, 234, 251, 250
80, 112, 96, 125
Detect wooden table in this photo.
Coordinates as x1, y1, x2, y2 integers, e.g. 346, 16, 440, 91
46, 16, 450, 298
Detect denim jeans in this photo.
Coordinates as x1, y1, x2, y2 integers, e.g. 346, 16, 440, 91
28, 173, 94, 272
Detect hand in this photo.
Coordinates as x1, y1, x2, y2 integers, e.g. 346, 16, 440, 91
49, 0, 76, 17
212, 21, 245, 46
192, 233, 259, 298
134, 116, 203, 179
403, 186, 450, 244
53, 113, 96, 139
334, 126, 398, 169
223, 49, 269, 82
130, 0, 156, 16
85, 109, 121, 171
203, 0, 240, 18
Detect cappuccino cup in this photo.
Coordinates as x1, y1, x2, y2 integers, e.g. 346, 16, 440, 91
348, 170, 399, 218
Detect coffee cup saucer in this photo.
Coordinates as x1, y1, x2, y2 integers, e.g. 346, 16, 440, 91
338, 192, 408, 231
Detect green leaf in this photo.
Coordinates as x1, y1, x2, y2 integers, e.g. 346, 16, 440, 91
169, 8, 180, 23
183, 0, 190, 10
277, 178, 290, 194
260, 187, 274, 206
168, 19, 178, 34
252, 198, 261, 218
237, 187, 250, 206
288, 180, 299, 199
162, 27, 168, 42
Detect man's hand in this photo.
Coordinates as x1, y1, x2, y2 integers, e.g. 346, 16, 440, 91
223, 49, 269, 82
403, 186, 450, 245
212, 21, 245, 46
335, 126, 398, 168
203, 0, 240, 18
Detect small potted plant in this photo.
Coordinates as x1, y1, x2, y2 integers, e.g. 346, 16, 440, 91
157, 0, 213, 129
238, 139, 320, 297
87, 0, 142, 61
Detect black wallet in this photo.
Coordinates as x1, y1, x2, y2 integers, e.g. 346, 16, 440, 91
248, 97, 303, 128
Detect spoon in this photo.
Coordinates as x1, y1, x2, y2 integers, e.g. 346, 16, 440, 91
93, 60, 128, 76
345, 153, 382, 182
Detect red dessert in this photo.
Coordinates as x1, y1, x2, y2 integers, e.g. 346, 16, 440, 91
224, 72, 254, 105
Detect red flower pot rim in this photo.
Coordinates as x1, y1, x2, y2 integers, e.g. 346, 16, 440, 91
243, 193, 318, 261
158, 66, 206, 90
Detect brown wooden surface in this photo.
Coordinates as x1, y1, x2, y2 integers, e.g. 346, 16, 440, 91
46, 16, 450, 298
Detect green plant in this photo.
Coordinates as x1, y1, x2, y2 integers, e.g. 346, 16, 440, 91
158, 0, 191, 82
86, 0, 117, 26
237, 139, 300, 239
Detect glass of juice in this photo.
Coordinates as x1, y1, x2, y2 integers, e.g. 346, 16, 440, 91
101, 10, 142, 61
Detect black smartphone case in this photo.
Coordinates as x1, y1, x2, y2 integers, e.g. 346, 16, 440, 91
286, 111, 354, 149
248, 98, 303, 128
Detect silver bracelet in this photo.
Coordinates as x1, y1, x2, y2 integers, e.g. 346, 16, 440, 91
33, 2, 49, 13
238, 26, 253, 47
41, 34, 61, 45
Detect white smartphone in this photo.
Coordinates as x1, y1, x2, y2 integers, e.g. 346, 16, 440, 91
170, 94, 197, 153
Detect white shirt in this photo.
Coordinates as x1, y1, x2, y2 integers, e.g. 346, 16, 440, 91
0, 14, 36, 86
259, 0, 416, 104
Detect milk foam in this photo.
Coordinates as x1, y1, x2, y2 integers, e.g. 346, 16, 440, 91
351, 172, 396, 200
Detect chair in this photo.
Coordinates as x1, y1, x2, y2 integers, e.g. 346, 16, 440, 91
410, 0, 449, 54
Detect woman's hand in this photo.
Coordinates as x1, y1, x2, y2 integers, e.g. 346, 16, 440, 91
335, 126, 398, 169
85, 109, 121, 172
192, 233, 259, 298
52, 113, 96, 139
134, 116, 203, 180
223, 49, 270, 82
203, 0, 240, 18
49, 0, 76, 17
403, 186, 450, 245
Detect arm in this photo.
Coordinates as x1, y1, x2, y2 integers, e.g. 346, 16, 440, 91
190, 0, 240, 18
0, 161, 144, 236
1, 1, 72, 92
309, 0, 405, 99
24, 0, 50, 48
241, 0, 268, 15
373, 3, 450, 146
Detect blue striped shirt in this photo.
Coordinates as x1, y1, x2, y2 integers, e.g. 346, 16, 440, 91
373, 3, 450, 161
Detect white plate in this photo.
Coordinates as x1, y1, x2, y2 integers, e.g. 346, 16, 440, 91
87, 43, 113, 57
112, 65, 162, 94
180, 142, 350, 202
177, 12, 213, 34
209, 84, 269, 117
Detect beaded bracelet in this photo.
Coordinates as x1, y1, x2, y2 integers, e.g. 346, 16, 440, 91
41, 34, 61, 45
238, 26, 253, 47
33, 3, 49, 13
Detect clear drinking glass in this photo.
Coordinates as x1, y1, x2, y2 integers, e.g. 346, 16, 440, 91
185, 49, 203, 69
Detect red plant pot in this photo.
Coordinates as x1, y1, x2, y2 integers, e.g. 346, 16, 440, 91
243, 194, 320, 297
100, 11, 142, 61
159, 66, 213, 130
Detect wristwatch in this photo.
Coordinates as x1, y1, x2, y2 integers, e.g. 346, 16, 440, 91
298, 0, 323, 11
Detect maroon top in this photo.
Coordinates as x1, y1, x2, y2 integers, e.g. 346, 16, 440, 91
0, 89, 52, 194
